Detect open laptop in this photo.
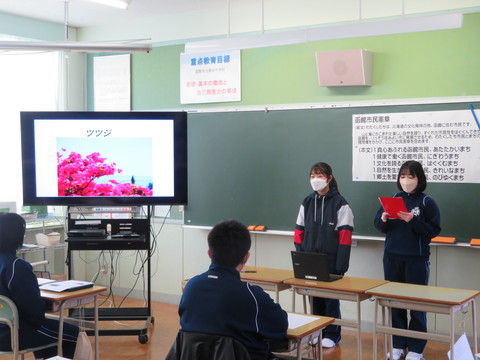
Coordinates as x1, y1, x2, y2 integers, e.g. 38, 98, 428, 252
291, 251, 343, 282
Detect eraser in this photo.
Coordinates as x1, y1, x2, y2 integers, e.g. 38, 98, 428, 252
247, 225, 256, 231
470, 238, 480, 246
254, 225, 266, 231
431, 236, 456, 244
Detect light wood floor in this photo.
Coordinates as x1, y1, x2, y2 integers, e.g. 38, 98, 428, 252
2, 296, 456, 360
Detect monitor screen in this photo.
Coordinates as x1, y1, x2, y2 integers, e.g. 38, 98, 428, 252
21, 111, 187, 206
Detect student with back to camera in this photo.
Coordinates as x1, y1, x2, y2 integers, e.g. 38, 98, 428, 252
0, 212, 80, 359
374, 160, 441, 360
293, 162, 354, 348
177, 219, 289, 360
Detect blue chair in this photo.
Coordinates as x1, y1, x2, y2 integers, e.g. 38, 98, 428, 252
0, 295, 58, 360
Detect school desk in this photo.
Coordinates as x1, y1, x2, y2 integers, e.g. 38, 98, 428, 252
284, 276, 388, 360
41, 285, 107, 360
285, 312, 335, 360
365, 282, 480, 360
240, 266, 294, 303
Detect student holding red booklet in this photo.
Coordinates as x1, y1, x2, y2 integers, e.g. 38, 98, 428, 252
374, 160, 441, 360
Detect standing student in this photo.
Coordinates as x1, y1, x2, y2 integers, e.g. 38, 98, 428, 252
178, 219, 289, 360
293, 162, 354, 348
0, 212, 79, 359
374, 160, 441, 360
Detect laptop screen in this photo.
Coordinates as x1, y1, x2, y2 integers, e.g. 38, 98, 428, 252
291, 251, 342, 282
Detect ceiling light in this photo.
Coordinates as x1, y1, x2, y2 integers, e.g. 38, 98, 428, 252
87, 0, 130, 10
185, 14, 463, 54
0, 40, 150, 53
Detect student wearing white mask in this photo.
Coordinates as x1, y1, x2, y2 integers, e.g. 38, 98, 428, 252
294, 162, 354, 349
374, 160, 441, 360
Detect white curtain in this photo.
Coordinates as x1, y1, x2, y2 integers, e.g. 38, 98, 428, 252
0, 50, 60, 210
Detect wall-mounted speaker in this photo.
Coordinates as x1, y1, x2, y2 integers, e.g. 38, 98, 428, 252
315, 49, 373, 86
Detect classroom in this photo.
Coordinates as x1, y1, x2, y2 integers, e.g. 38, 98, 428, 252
0, 1, 480, 359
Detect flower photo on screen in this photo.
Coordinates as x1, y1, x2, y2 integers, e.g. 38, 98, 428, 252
56, 137, 153, 197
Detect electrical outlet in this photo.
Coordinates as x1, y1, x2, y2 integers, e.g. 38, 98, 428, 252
100, 265, 108, 274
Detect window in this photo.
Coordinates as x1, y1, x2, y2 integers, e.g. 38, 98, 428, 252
0, 39, 60, 210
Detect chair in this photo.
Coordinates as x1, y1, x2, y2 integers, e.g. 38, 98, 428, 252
165, 330, 251, 360
0, 295, 58, 360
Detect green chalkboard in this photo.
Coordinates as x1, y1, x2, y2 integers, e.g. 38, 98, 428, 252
184, 102, 480, 242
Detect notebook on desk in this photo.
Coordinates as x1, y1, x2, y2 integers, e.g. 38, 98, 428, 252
39, 280, 94, 292
291, 251, 343, 282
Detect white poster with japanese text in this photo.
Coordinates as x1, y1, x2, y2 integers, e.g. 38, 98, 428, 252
180, 50, 241, 104
352, 109, 480, 183
93, 54, 130, 111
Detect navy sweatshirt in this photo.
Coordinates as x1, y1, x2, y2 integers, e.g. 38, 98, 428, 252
294, 187, 354, 274
374, 191, 441, 260
0, 252, 46, 347
179, 264, 288, 360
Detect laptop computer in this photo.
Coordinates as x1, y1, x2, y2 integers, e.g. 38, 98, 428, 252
291, 251, 343, 282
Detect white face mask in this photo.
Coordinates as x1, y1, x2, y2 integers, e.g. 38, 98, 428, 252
400, 178, 417, 193
310, 178, 328, 192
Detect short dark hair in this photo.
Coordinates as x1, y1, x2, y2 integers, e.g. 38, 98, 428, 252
0, 213, 26, 252
208, 220, 251, 268
396, 160, 427, 193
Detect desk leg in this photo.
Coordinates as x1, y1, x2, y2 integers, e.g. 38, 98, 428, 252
296, 342, 301, 360
473, 299, 478, 358
58, 302, 66, 357
94, 295, 99, 360
372, 299, 378, 360
292, 287, 296, 312
356, 296, 362, 360
318, 333, 322, 360
450, 306, 455, 360
387, 306, 394, 360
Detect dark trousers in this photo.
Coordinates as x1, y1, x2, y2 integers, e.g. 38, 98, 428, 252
19, 318, 79, 359
310, 260, 342, 344
311, 297, 341, 343
383, 254, 430, 354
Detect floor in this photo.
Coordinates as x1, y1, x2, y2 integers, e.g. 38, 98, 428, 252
1, 296, 460, 360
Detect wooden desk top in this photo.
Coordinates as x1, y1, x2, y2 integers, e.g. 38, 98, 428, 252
284, 276, 388, 294
286, 312, 335, 339
240, 266, 294, 284
365, 282, 480, 305
41, 285, 107, 302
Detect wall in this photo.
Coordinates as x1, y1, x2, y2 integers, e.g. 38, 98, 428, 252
120, 13, 480, 111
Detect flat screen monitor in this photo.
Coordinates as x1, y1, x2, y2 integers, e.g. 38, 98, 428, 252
20, 111, 187, 206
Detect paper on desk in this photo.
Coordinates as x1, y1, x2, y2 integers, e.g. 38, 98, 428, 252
288, 313, 319, 330
448, 333, 474, 360
37, 278, 56, 286
39, 280, 94, 292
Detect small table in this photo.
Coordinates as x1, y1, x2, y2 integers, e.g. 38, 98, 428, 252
286, 312, 335, 360
284, 276, 388, 360
41, 285, 107, 360
366, 282, 480, 360
240, 266, 293, 303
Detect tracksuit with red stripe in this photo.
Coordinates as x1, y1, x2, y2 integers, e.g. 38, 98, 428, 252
294, 187, 354, 344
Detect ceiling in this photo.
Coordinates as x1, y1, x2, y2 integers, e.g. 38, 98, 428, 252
0, 0, 479, 30
0, 0, 227, 28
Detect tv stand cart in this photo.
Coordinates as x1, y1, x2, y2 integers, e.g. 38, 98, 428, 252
65, 206, 153, 344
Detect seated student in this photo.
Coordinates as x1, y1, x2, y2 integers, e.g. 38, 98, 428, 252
0, 212, 79, 359
179, 219, 289, 360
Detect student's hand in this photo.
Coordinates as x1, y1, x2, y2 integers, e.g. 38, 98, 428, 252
381, 212, 390, 222
397, 211, 414, 222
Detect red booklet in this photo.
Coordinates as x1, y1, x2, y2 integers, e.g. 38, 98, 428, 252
379, 197, 408, 219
